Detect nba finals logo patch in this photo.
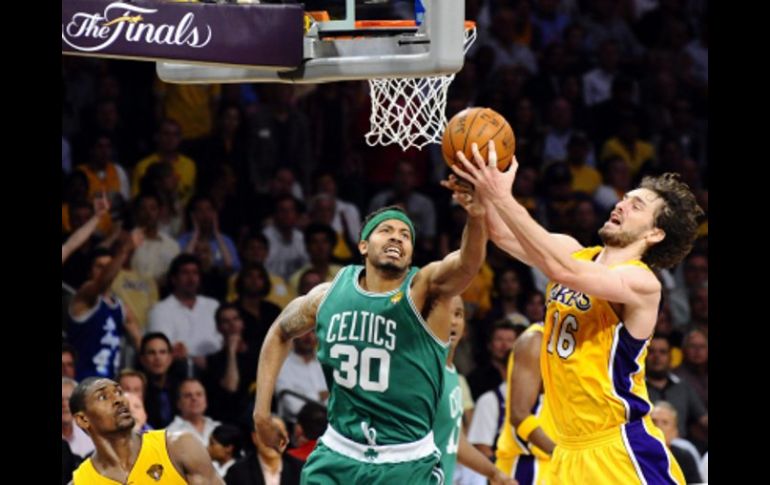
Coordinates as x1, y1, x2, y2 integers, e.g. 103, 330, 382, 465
390, 291, 403, 304
146, 464, 164, 481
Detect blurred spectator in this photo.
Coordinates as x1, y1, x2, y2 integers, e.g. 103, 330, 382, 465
227, 232, 294, 308
167, 378, 222, 446
130, 192, 181, 286
569, 194, 603, 247
307, 193, 356, 264
369, 160, 437, 262
600, 114, 655, 175
468, 320, 518, 400
111, 238, 159, 332
148, 254, 222, 367
474, 4, 539, 75
313, 171, 363, 262
645, 335, 707, 442
248, 84, 313, 192
67, 235, 142, 380
62, 343, 77, 379
566, 132, 602, 194
275, 330, 328, 423
650, 401, 702, 483
531, 0, 571, 47
118, 368, 147, 401
138, 161, 185, 237
132, 119, 198, 208
234, 264, 283, 354
287, 402, 328, 462
154, 80, 221, 156
62, 192, 110, 264
467, 381, 506, 460
522, 290, 546, 324
593, 155, 632, 215
668, 252, 708, 328
138, 332, 186, 429
263, 195, 310, 282
581, 0, 644, 59
75, 134, 130, 225
674, 329, 708, 452
582, 39, 621, 107
179, 195, 241, 274
298, 269, 325, 296
209, 424, 244, 478
125, 391, 152, 434
225, 415, 304, 485
287, 223, 342, 295
203, 304, 259, 423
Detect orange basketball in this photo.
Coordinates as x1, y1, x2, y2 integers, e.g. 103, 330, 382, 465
441, 107, 516, 171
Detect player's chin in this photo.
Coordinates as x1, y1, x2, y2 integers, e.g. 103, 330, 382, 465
116, 416, 136, 430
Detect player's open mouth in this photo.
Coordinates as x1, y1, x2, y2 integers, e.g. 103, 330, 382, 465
384, 246, 402, 257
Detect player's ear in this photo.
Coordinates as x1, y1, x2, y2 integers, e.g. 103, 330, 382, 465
74, 412, 89, 432
358, 239, 368, 257
646, 227, 665, 245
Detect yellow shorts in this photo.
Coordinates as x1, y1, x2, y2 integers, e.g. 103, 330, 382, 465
496, 454, 550, 485
549, 417, 685, 484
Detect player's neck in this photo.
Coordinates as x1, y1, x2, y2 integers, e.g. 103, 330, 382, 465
94, 431, 140, 469
596, 244, 645, 266
446, 345, 459, 367
361, 265, 405, 293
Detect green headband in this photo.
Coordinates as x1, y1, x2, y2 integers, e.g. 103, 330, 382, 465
360, 210, 415, 245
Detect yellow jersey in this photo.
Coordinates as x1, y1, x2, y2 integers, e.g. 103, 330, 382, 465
542, 246, 685, 484
495, 323, 554, 483
73, 430, 186, 484
542, 246, 657, 438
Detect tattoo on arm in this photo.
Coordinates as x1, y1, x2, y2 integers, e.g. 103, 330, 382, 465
277, 282, 331, 340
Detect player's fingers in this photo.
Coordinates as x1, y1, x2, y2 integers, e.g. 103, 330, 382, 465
487, 140, 497, 168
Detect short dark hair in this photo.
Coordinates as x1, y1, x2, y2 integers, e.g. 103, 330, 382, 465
304, 223, 337, 246
214, 303, 240, 326
296, 402, 328, 440
489, 320, 518, 342
236, 263, 272, 297
638, 173, 704, 269
211, 424, 243, 455
62, 342, 78, 362
359, 205, 410, 242
69, 377, 103, 415
168, 253, 202, 279
140, 332, 172, 355
89, 247, 113, 269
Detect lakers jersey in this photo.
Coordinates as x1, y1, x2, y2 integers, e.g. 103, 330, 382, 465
495, 323, 554, 484
542, 247, 658, 437
73, 430, 186, 484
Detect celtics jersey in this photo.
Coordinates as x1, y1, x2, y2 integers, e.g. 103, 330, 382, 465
434, 365, 462, 484
316, 265, 449, 445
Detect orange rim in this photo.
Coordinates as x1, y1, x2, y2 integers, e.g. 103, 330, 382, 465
354, 20, 476, 30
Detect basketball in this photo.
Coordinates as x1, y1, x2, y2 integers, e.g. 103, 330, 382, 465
441, 107, 516, 171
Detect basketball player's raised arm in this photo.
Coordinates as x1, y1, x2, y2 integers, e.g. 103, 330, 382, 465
62, 192, 109, 263
450, 147, 659, 307
421, 180, 487, 297
508, 331, 555, 455
70, 231, 139, 316
253, 282, 331, 451
167, 431, 224, 484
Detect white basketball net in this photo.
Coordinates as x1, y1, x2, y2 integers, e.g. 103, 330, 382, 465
365, 24, 477, 150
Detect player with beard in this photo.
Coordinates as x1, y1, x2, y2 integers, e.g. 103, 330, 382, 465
254, 179, 488, 484
445, 142, 702, 484
68, 377, 222, 484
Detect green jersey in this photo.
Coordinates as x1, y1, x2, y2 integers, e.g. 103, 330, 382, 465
316, 265, 449, 445
434, 365, 462, 483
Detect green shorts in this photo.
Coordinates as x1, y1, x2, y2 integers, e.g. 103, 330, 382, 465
301, 427, 444, 485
